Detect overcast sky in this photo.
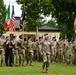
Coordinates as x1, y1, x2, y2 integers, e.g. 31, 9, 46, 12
4, 0, 51, 22
4, 0, 22, 17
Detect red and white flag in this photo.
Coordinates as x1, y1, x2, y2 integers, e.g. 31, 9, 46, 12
10, 5, 16, 31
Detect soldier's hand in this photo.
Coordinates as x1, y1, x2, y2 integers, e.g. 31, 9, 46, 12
6, 40, 10, 44
41, 53, 43, 56
9, 46, 12, 48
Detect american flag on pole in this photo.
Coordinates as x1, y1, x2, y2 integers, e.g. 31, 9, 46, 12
10, 5, 16, 31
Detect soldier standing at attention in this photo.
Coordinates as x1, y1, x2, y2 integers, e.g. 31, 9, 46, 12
18, 35, 25, 66
72, 40, 76, 66
42, 34, 51, 73
15, 37, 19, 66
5, 36, 14, 66
33, 39, 38, 61
26, 37, 33, 66
0, 35, 5, 66
57, 37, 63, 63
17, 35, 22, 66
51, 37, 57, 63
66, 42, 72, 67
12, 36, 16, 66
63, 38, 68, 62
37, 37, 43, 62
21, 37, 26, 66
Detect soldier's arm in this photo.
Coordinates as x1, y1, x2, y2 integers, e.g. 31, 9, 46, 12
40, 41, 44, 55
72, 45, 75, 53
21, 41, 25, 49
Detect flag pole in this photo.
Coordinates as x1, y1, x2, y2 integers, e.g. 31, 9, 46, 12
12, 3, 16, 37
23, 3, 25, 41
9, 3, 16, 43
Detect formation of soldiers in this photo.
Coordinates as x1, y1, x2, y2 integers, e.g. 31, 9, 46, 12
0, 34, 76, 73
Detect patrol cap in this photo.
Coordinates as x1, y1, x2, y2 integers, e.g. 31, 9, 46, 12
59, 37, 62, 40
52, 37, 55, 39
44, 34, 48, 36
39, 37, 42, 39
19, 35, 22, 39
13, 36, 16, 38
28, 36, 31, 40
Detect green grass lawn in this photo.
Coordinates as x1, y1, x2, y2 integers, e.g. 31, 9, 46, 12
0, 62, 76, 75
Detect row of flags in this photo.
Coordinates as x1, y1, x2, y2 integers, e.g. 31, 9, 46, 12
10, 5, 16, 31
4, 4, 16, 31
20, 8, 25, 31
4, 4, 25, 31
4, 4, 10, 30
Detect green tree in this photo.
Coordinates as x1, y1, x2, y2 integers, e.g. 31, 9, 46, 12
46, 19, 57, 28
51, 0, 76, 40
0, 0, 6, 34
16, 0, 54, 31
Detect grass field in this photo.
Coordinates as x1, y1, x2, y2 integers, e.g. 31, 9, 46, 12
0, 62, 76, 75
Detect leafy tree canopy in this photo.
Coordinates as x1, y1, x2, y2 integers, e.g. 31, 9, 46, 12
45, 19, 57, 28
52, 0, 76, 39
16, 0, 54, 31
0, 0, 6, 34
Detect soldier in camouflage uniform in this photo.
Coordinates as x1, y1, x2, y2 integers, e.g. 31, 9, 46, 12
33, 39, 38, 61
66, 42, 72, 67
12, 36, 16, 65
26, 37, 33, 66
51, 37, 57, 63
42, 34, 51, 73
15, 42, 19, 66
12, 36, 19, 66
18, 35, 26, 66
63, 38, 69, 62
57, 37, 64, 63
36, 37, 43, 62
0, 35, 5, 66
72, 40, 76, 66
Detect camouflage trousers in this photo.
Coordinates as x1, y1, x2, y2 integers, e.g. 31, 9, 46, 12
66, 53, 72, 64
57, 49, 63, 62
26, 51, 33, 65
0, 49, 5, 65
15, 49, 19, 65
33, 50, 39, 61
42, 52, 50, 70
71, 53, 76, 65
51, 49, 56, 62
18, 49, 25, 66
12, 49, 15, 65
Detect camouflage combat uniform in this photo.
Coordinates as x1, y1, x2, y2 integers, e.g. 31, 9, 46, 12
13, 40, 19, 66
0, 38, 5, 66
26, 40, 33, 65
33, 41, 38, 61
37, 39, 43, 62
66, 42, 72, 66
42, 39, 51, 72
72, 42, 76, 65
18, 39, 25, 66
51, 40, 57, 63
57, 40, 64, 62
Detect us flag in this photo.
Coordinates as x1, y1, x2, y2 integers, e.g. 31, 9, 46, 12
10, 5, 16, 31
